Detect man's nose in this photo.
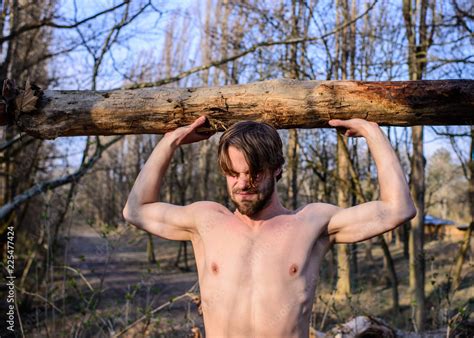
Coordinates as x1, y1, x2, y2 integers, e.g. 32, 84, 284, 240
236, 174, 251, 189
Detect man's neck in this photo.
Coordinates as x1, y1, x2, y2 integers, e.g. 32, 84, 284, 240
234, 191, 291, 228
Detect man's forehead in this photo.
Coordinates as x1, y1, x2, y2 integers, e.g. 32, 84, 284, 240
227, 146, 250, 173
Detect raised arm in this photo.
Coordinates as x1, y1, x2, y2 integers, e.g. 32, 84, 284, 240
324, 119, 416, 244
122, 116, 215, 241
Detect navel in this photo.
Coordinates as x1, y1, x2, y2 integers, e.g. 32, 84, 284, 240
211, 262, 219, 274
289, 263, 298, 276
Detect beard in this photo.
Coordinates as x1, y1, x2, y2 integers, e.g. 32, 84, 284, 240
229, 176, 275, 216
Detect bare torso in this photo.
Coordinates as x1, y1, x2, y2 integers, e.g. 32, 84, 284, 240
191, 203, 332, 338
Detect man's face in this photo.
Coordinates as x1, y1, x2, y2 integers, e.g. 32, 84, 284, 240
225, 146, 276, 216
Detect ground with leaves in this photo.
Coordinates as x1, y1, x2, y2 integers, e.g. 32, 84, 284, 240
24, 221, 473, 337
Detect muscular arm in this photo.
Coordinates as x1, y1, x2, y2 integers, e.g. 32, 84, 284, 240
122, 116, 214, 241
324, 119, 416, 244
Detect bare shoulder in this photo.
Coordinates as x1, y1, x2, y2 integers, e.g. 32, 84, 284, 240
296, 203, 341, 233
299, 202, 341, 220
187, 201, 231, 214
295, 203, 341, 247
187, 201, 232, 226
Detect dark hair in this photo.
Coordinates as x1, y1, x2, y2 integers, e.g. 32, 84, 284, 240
218, 121, 285, 184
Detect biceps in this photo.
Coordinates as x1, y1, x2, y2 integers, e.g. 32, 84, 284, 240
124, 202, 196, 241
328, 202, 397, 244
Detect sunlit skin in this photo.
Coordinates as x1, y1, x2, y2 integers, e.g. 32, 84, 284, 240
123, 116, 416, 337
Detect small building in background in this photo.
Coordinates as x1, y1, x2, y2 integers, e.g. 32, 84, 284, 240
424, 214, 467, 241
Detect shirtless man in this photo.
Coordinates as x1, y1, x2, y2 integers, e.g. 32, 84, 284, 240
123, 116, 416, 337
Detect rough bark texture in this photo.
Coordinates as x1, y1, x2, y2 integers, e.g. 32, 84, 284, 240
1, 79, 472, 139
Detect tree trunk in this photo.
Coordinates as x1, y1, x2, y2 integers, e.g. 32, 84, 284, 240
403, 0, 432, 330
146, 233, 156, 263
409, 126, 426, 331
452, 125, 473, 290
1, 79, 472, 139
285, 0, 305, 210
336, 245, 352, 297
335, 136, 352, 297
334, 0, 353, 298
379, 236, 400, 314
287, 129, 299, 209
402, 222, 409, 259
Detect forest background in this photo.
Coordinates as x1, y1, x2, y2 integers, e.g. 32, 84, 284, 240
0, 0, 472, 336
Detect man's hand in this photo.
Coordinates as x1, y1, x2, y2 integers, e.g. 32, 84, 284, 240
165, 116, 215, 147
328, 118, 378, 138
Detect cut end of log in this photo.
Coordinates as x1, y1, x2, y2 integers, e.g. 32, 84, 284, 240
0, 79, 44, 126
15, 80, 43, 114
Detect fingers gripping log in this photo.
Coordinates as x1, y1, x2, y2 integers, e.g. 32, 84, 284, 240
0, 79, 472, 139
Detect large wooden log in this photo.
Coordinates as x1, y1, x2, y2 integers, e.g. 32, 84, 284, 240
1, 79, 472, 139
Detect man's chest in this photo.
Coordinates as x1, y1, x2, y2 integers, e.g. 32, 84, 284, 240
193, 217, 329, 283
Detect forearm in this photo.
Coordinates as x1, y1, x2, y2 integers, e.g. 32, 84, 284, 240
124, 134, 178, 212
364, 125, 415, 214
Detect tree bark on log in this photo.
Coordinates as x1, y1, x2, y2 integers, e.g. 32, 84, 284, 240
1, 79, 472, 139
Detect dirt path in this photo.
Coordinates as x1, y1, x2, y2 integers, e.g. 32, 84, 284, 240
59, 222, 204, 336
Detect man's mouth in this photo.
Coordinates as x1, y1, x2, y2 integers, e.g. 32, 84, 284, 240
234, 190, 258, 195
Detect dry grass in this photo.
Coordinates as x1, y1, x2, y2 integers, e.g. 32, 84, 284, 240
22, 222, 473, 337
315, 238, 473, 332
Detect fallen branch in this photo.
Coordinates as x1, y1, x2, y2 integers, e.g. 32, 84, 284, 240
0, 136, 122, 220
113, 282, 199, 337
55, 265, 95, 292
15, 287, 64, 314
1, 79, 472, 139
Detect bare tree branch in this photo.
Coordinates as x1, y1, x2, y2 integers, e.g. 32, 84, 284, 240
113, 281, 199, 337
0, 1, 131, 44
0, 136, 122, 220
124, 0, 378, 89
